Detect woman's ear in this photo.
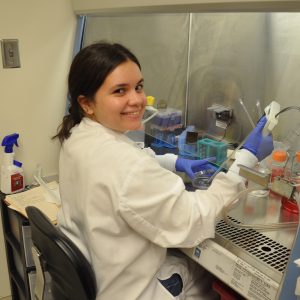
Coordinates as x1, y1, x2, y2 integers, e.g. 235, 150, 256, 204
78, 95, 94, 115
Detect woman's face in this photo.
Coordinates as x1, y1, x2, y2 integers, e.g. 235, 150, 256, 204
79, 60, 147, 132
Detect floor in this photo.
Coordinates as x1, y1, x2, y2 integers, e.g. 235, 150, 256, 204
0, 297, 12, 300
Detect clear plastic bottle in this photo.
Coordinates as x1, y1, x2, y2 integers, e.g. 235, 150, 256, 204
291, 151, 300, 192
1, 133, 25, 194
282, 123, 300, 155
270, 149, 287, 182
281, 151, 300, 215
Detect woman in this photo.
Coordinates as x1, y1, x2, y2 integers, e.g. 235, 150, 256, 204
54, 42, 273, 300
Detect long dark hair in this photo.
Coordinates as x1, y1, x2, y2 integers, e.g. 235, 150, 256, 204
53, 42, 141, 144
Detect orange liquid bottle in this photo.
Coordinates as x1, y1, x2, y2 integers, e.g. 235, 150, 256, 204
270, 150, 287, 182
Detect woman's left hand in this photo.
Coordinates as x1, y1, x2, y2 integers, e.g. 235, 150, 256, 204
175, 157, 216, 179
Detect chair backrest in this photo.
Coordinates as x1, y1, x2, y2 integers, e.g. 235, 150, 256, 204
25, 206, 97, 300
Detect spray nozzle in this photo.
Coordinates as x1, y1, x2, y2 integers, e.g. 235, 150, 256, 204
13, 160, 22, 168
1, 133, 20, 153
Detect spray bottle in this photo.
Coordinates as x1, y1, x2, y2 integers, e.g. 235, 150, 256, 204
1, 133, 25, 194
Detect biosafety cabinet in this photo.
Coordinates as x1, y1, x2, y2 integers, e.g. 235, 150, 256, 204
72, 1, 300, 146
72, 0, 300, 299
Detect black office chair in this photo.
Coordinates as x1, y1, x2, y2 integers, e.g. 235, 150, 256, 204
25, 206, 97, 300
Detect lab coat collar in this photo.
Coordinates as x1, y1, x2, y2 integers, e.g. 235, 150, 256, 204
81, 117, 136, 145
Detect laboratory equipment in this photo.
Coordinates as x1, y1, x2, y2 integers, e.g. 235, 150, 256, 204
207, 103, 233, 131
149, 107, 183, 151
207, 101, 278, 185
256, 100, 263, 118
239, 98, 255, 128
184, 131, 199, 157
127, 95, 158, 148
197, 138, 228, 165
282, 123, 300, 155
270, 150, 287, 182
142, 105, 158, 124
178, 125, 196, 157
182, 149, 300, 299
262, 101, 281, 136
192, 163, 218, 190
181, 103, 300, 299
1, 133, 25, 194
151, 107, 182, 128
291, 151, 300, 190
142, 96, 158, 124
281, 151, 300, 215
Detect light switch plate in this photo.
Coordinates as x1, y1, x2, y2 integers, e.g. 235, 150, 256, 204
1, 39, 21, 68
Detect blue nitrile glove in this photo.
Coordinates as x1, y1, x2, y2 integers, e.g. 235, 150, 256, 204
175, 157, 216, 179
243, 116, 274, 161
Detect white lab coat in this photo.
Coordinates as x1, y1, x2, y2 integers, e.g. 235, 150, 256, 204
57, 117, 257, 300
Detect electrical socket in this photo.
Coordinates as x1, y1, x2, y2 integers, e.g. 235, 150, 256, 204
1, 39, 21, 68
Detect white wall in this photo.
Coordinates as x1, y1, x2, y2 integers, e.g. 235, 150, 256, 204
0, 0, 76, 297
0, 0, 76, 184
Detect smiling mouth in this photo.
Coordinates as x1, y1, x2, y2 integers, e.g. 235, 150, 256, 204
121, 111, 141, 116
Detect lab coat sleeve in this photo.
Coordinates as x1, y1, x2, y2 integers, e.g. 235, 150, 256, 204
154, 154, 177, 171
142, 147, 177, 172
118, 155, 245, 248
226, 148, 258, 182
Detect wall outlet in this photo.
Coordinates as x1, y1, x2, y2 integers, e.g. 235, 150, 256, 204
1, 39, 21, 68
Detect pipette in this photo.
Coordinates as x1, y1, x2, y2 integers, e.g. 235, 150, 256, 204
239, 98, 255, 129
262, 101, 280, 136
256, 100, 263, 118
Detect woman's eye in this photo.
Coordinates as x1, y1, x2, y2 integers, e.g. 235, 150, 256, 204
136, 83, 144, 92
114, 88, 126, 94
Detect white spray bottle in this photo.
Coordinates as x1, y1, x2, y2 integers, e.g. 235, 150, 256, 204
1, 133, 25, 194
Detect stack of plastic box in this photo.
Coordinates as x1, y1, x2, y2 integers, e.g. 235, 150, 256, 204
151, 108, 182, 129
150, 108, 182, 148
